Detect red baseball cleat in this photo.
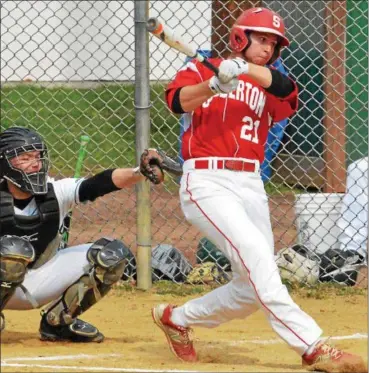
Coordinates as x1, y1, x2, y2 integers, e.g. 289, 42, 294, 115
302, 341, 367, 373
152, 304, 197, 362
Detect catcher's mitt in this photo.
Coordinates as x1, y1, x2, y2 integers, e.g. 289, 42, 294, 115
139, 149, 164, 184
139, 148, 183, 184
185, 262, 230, 285
156, 149, 183, 176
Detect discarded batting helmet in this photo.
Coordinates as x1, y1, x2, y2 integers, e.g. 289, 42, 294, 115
197, 237, 231, 271
151, 244, 192, 283
319, 249, 366, 286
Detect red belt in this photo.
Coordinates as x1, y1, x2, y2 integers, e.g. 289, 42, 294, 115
193, 159, 257, 172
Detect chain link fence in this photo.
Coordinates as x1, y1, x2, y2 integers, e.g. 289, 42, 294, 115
1, 0, 367, 288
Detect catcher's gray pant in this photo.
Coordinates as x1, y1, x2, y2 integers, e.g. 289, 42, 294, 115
4, 244, 91, 310
172, 166, 323, 356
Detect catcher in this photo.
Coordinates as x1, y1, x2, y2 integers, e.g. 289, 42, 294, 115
0, 126, 180, 342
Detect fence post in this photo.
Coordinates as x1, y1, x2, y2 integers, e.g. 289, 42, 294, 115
323, 0, 347, 192
134, 0, 152, 290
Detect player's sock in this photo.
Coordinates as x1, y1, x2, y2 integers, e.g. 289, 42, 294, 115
305, 337, 323, 355
170, 307, 188, 328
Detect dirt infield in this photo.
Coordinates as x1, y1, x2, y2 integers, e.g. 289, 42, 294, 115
1, 287, 367, 372
2, 187, 367, 372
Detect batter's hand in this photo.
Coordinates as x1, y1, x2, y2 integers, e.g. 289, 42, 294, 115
139, 148, 165, 185
209, 75, 239, 94
218, 58, 249, 83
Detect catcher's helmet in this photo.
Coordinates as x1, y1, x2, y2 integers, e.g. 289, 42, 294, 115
0, 127, 49, 195
229, 7, 289, 65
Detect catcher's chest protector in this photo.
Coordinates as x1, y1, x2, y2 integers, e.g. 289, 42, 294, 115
0, 183, 60, 267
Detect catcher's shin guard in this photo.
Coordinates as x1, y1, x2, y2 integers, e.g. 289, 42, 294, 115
40, 237, 129, 342
0, 236, 35, 312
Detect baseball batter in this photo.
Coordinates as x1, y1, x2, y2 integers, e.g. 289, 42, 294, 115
0, 127, 167, 342
151, 8, 366, 373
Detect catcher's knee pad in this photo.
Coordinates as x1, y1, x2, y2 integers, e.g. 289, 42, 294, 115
86, 237, 129, 285
43, 238, 131, 326
0, 235, 35, 310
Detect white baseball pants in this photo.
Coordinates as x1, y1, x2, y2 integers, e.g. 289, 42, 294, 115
4, 244, 92, 310
172, 166, 322, 355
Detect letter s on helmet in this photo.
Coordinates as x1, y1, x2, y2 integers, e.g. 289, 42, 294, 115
229, 7, 290, 65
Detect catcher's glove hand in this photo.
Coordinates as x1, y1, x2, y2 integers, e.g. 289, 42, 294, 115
139, 148, 165, 184
139, 148, 183, 185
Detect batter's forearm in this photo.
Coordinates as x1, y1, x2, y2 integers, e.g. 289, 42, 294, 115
246, 63, 273, 88
179, 81, 215, 112
247, 64, 294, 97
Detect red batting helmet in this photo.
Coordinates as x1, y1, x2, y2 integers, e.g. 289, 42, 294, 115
229, 7, 289, 64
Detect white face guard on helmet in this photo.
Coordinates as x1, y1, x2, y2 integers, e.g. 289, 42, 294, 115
3, 143, 49, 195
275, 245, 320, 285
0, 127, 49, 195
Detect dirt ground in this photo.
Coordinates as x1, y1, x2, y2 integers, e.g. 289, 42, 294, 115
1, 288, 367, 372
2, 187, 367, 372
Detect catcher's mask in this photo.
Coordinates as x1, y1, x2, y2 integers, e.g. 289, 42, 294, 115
0, 127, 49, 195
229, 7, 289, 65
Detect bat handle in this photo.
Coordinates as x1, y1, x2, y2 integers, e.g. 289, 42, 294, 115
200, 58, 219, 76
195, 53, 219, 76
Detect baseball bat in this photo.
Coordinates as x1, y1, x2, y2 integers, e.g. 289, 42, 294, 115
61, 135, 90, 247
146, 17, 220, 76
73, 135, 90, 178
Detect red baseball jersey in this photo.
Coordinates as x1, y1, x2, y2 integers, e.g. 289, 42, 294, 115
166, 58, 298, 163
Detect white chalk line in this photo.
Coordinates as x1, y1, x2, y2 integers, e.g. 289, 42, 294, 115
1, 363, 201, 373
1, 354, 200, 373
226, 332, 368, 346
1, 333, 367, 372
3, 353, 121, 362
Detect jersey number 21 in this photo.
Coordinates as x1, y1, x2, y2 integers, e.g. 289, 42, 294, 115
240, 116, 260, 144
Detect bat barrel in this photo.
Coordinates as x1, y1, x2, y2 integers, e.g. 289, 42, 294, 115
147, 16, 219, 77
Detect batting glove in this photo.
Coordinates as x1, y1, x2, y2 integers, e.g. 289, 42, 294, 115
218, 58, 249, 83
208, 75, 239, 94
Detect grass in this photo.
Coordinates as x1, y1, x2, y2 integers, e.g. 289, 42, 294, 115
286, 281, 367, 299
1, 83, 301, 195
1, 83, 180, 176
115, 280, 367, 299
264, 180, 301, 196
115, 280, 217, 297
